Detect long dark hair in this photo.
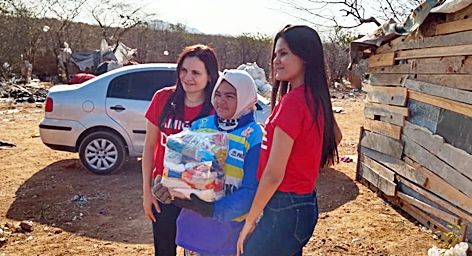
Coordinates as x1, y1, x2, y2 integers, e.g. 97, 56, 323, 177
158, 44, 219, 130
270, 25, 338, 166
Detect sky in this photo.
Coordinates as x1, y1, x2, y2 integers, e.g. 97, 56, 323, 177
137, 0, 376, 37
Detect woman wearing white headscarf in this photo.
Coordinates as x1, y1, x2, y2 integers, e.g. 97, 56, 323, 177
154, 69, 263, 256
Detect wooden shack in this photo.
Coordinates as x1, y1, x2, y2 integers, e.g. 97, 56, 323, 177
354, 1, 472, 247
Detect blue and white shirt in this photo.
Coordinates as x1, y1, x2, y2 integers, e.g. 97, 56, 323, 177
176, 112, 262, 255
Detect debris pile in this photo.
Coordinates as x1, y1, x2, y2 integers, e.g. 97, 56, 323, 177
0, 79, 50, 103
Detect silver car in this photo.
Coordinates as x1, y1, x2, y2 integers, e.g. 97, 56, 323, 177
39, 64, 270, 174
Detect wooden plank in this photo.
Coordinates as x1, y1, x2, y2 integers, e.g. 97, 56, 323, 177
360, 155, 395, 182
437, 109, 472, 155
376, 36, 408, 54
363, 119, 402, 140
377, 31, 472, 53
398, 192, 461, 225
400, 202, 449, 233
359, 163, 396, 196
360, 147, 427, 186
396, 44, 472, 60
408, 90, 472, 118
404, 79, 472, 105
402, 201, 468, 244
402, 135, 472, 198
435, 18, 472, 35
368, 74, 409, 86
398, 176, 472, 224
368, 63, 412, 74
462, 225, 470, 246
416, 74, 472, 91
361, 131, 404, 159
369, 56, 472, 75
447, 3, 472, 22
404, 157, 472, 215
364, 84, 408, 106
399, 182, 471, 242
404, 121, 472, 180
355, 127, 364, 182
407, 99, 439, 133
368, 52, 395, 67
364, 102, 409, 116
414, 56, 472, 74
364, 108, 405, 126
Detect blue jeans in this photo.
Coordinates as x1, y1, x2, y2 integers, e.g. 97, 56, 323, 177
242, 191, 318, 256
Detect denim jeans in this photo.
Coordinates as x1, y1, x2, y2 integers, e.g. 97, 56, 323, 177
242, 191, 318, 256
152, 202, 181, 256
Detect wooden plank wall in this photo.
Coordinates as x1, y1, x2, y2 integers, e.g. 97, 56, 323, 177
356, 3, 472, 244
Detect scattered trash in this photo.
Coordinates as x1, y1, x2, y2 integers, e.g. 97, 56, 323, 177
340, 155, 357, 163
0, 80, 50, 103
4, 222, 15, 230
0, 140, 16, 149
71, 194, 88, 205
19, 221, 33, 232
237, 63, 272, 97
333, 107, 344, 113
428, 242, 469, 256
0, 228, 5, 244
351, 238, 361, 243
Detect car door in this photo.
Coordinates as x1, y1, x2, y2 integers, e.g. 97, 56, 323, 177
105, 69, 176, 154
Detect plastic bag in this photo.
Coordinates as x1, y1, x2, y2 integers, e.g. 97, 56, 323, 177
427, 242, 469, 256
162, 129, 228, 202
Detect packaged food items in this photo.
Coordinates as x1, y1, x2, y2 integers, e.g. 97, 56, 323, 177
161, 130, 228, 202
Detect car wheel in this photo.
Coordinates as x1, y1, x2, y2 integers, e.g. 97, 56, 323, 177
78, 131, 126, 175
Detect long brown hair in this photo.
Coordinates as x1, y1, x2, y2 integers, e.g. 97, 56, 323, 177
158, 44, 219, 130
270, 25, 338, 166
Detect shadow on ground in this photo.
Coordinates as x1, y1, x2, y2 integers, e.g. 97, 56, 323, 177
316, 167, 359, 213
6, 158, 152, 244
6, 161, 359, 244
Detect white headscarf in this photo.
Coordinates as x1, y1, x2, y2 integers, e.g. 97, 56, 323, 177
211, 69, 258, 120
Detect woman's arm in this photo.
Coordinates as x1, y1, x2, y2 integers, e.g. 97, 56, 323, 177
237, 127, 293, 255
243, 127, 293, 224
142, 120, 161, 222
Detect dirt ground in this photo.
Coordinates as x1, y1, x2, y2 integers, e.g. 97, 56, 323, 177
0, 93, 441, 256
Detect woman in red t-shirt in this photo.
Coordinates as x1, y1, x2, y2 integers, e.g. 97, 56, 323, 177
142, 44, 219, 256
237, 25, 339, 256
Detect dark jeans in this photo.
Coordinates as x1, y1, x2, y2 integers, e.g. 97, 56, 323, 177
242, 191, 318, 256
152, 202, 181, 256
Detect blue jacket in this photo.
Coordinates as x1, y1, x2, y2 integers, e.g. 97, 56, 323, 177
176, 112, 262, 255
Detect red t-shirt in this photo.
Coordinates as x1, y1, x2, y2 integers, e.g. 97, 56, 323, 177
145, 87, 206, 178
257, 85, 324, 194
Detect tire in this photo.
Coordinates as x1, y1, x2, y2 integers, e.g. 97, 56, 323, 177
78, 131, 126, 175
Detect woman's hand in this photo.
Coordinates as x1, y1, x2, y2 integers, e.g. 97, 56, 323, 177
143, 186, 160, 222
236, 220, 256, 256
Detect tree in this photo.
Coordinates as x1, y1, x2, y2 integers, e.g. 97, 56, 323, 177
0, 0, 48, 75
234, 33, 272, 71
278, 0, 422, 29
38, 0, 89, 49
324, 27, 358, 87
88, 0, 153, 45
